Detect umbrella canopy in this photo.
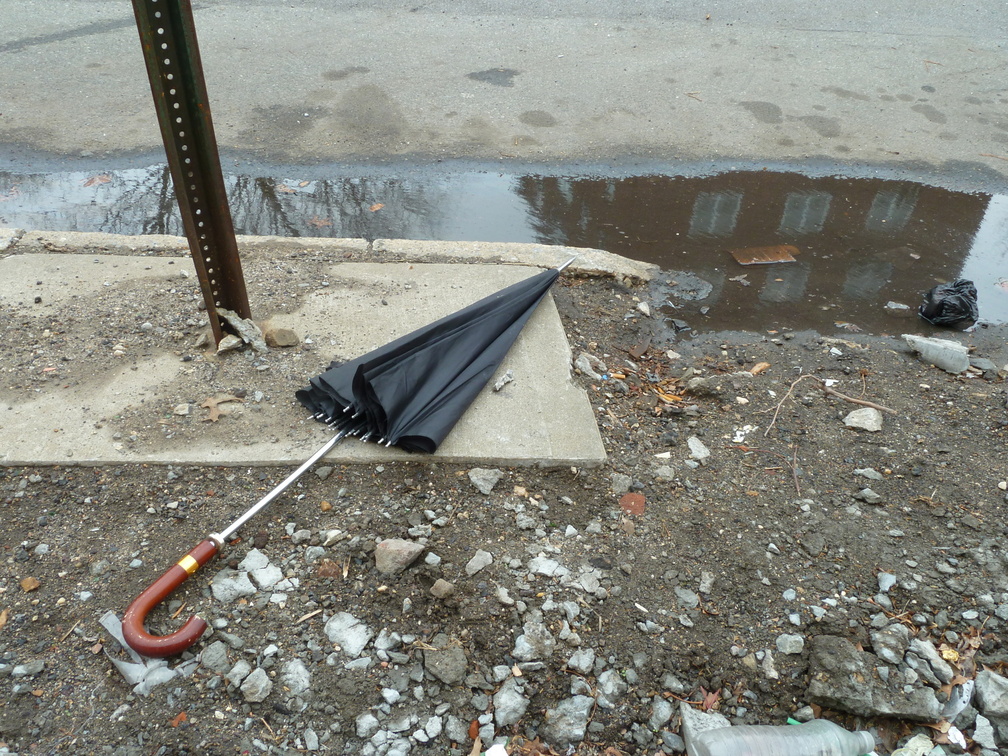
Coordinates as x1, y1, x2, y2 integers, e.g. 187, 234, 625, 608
296, 262, 568, 452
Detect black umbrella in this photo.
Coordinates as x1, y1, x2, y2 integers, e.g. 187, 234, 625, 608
297, 259, 570, 452
121, 258, 574, 656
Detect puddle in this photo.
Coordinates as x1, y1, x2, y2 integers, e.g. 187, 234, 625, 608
1, 164, 1005, 333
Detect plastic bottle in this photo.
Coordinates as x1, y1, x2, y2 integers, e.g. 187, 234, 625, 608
689, 719, 875, 756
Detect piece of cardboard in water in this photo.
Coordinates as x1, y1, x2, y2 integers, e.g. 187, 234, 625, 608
729, 245, 799, 265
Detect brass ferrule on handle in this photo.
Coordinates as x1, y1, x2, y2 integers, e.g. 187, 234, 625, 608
122, 537, 220, 657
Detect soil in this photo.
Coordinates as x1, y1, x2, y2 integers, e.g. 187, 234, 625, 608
2, 244, 1008, 755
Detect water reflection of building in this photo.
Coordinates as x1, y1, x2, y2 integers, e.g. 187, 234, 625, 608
515, 173, 990, 332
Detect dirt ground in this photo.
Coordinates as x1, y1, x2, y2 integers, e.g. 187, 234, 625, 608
2, 244, 1008, 755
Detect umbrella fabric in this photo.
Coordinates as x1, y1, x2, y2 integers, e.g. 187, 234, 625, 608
297, 266, 561, 453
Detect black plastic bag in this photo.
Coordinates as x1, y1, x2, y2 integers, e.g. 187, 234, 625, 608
918, 279, 978, 330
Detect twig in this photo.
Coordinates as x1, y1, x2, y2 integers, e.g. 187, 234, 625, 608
58, 619, 81, 644
822, 385, 896, 414
980, 153, 1008, 162
170, 602, 187, 620
764, 373, 895, 437
295, 609, 323, 625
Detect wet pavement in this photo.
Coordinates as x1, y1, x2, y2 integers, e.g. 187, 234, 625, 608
2, 163, 1006, 334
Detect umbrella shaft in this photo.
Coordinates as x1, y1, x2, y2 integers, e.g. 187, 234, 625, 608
216, 431, 346, 541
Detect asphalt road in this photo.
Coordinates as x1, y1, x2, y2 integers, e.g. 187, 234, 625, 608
1, 1, 1007, 184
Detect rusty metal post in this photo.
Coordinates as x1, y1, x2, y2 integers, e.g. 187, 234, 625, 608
131, 0, 250, 344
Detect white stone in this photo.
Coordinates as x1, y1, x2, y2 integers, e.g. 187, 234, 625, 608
324, 612, 374, 657
843, 407, 883, 432
687, 436, 711, 464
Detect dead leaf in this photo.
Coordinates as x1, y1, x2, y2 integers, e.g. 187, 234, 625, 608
298, 180, 310, 187
315, 560, 342, 579
83, 174, 111, 188
320, 500, 332, 512
20, 576, 41, 592
0, 608, 8, 628
200, 394, 242, 422
467, 736, 482, 756
169, 711, 187, 727
307, 215, 332, 228
369, 202, 385, 212
275, 183, 296, 194
750, 361, 771, 375
468, 719, 480, 740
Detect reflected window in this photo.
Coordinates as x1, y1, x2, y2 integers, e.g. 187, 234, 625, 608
865, 187, 919, 232
779, 191, 831, 235
689, 191, 742, 237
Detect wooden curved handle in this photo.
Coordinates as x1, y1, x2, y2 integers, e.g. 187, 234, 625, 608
122, 538, 219, 657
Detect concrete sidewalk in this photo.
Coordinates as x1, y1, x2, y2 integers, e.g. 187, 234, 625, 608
0, 230, 656, 468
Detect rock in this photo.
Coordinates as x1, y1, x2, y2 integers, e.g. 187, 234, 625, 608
424, 715, 443, 739
465, 549, 493, 576
854, 488, 884, 504
250, 563, 284, 590
493, 677, 529, 727
513, 620, 556, 661
855, 467, 884, 481
595, 669, 628, 709
216, 334, 244, 353
567, 648, 596, 675
323, 612, 374, 658
975, 670, 1008, 718
686, 436, 711, 464
776, 633, 805, 655
238, 548, 270, 571
200, 640, 231, 674
528, 556, 570, 578
674, 585, 700, 609
240, 668, 272, 702
11, 660, 44, 678
610, 473, 632, 494
280, 659, 311, 696
973, 714, 997, 750
844, 407, 883, 432
304, 727, 319, 751
374, 538, 425, 575
430, 578, 455, 598
871, 623, 911, 664
903, 334, 970, 374
878, 572, 898, 593
217, 307, 268, 354
423, 633, 467, 685
356, 712, 380, 738
211, 569, 257, 603
264, 326, 299, 347
679, 700, 731, 749
226, 659, 252, 686
649, 697, 674, 730
468, 467, 503, 495
806, 635, 943, 721
444, 715, 468, 743
541, 695, 594, 747
909, 638, 954, 685
575, 352, 606, 381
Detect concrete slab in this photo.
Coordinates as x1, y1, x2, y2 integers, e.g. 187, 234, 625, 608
0, 241, 607, 468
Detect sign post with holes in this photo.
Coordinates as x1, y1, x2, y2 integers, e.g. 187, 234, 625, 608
131, 0, 251, 345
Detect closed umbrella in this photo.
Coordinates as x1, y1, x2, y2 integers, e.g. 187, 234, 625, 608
122, 258, 574, 656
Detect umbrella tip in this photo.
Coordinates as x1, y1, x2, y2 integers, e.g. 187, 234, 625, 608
555, 255, 579, 273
